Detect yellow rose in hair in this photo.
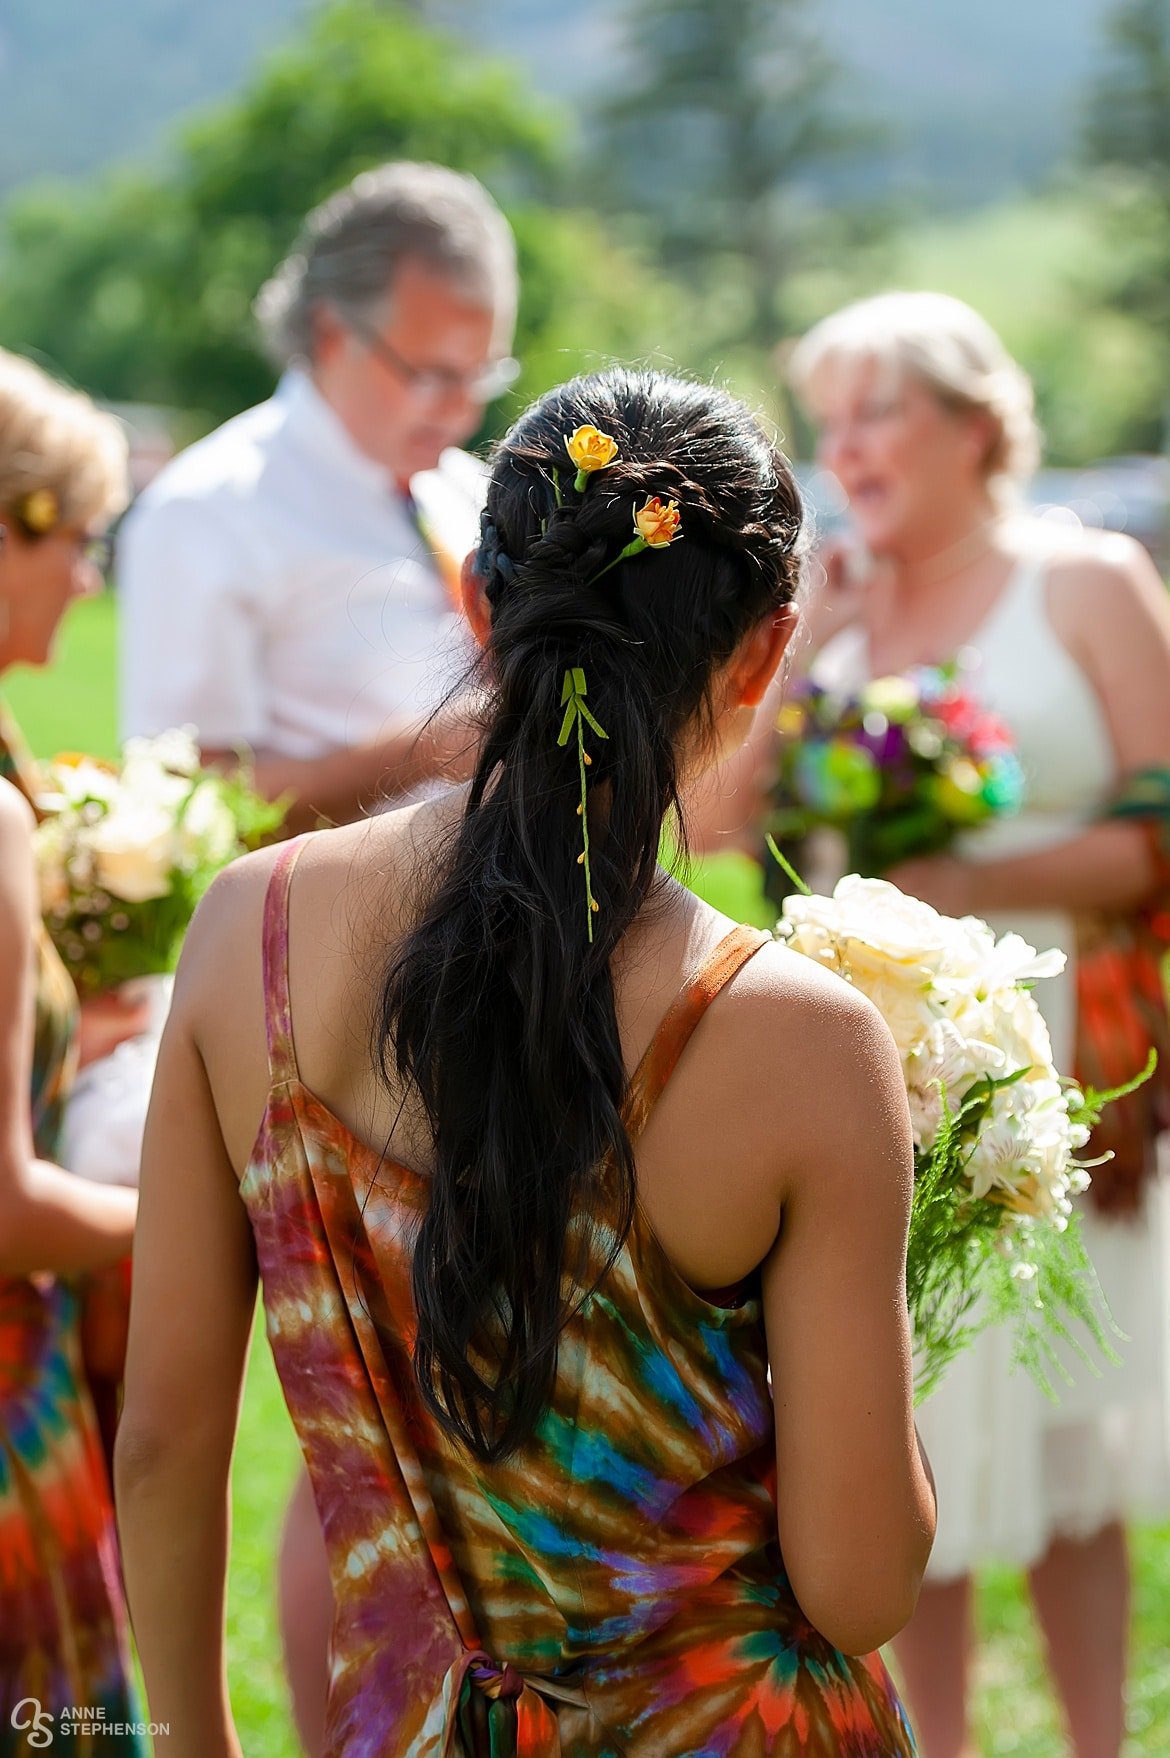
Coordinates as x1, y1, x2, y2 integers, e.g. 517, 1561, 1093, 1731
633, 496, 681, 548
565, 425, 619, 482
19, 488, 59, 534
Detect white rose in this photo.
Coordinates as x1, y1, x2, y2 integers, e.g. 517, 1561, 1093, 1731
984, 986, 1058, 1084
778, 880, 1081, 1195
87, 807, 175, 903
783, 876, 956, 971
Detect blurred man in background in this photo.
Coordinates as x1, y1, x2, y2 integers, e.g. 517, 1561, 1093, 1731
118, 160, 519, 830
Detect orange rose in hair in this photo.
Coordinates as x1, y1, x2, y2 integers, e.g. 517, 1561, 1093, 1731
633, 496, 681, 548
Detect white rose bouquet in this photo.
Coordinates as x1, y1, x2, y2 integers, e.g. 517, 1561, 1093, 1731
776, 871, 1152, 1399
35, 728, 287, 997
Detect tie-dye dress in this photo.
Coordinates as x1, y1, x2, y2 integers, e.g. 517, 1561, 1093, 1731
0, 705, 146, 1753
244, 836, 917, 1756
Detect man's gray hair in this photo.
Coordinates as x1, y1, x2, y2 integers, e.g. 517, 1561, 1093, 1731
255, 161, 518, 365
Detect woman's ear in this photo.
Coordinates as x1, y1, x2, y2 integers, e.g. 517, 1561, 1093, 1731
460, 550, 492, 649
733, 604, 800, 709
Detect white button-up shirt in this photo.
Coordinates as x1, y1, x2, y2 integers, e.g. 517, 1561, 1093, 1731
117, 370, 482, 758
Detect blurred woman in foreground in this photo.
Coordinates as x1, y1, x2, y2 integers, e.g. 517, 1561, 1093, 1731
0, 348, 144, 1737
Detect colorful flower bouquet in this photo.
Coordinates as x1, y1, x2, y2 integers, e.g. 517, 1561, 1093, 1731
766, 666, 1025, 880
777, 875, 1150, 1399
34, 728, 287, 997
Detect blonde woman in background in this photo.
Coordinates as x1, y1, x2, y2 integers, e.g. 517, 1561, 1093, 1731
698, 291, 1170, 1758
0, 349, 147, 1738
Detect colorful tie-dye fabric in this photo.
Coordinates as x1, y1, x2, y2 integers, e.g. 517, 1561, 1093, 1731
0, 706, 146, 1754
243, 835, 917, 1756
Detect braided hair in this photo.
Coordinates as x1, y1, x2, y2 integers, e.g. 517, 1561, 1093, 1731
378, 368, 805, 1460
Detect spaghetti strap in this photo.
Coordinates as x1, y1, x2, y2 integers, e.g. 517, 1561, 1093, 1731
261, 833, 311, 1087
622, 924, 772, 1144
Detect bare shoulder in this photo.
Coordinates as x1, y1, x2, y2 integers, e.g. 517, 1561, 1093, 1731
700, 936, 911, 1199
173, 839, 282, 1011
170, 825, 367, 1171
1032, 525, 1170, 699
1043, 526, 1165, 616
177, 784, 460, 991
726, 933, 897, 1052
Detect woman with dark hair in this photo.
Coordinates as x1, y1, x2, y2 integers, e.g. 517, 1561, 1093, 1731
116, 368, 934, 1755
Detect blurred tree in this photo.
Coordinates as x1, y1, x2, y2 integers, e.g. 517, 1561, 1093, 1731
595, 0, 873, 356
0, 0, 685, 430
1084, 0, 1170, 450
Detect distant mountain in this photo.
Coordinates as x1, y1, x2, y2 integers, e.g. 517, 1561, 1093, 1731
0, 0, 307, 190
817, 0, 1111, 201
0, 0, 1116, 205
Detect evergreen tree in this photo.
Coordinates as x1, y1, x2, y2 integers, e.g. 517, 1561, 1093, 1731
1085, 0, 1170, 446
596, 0, 868, 352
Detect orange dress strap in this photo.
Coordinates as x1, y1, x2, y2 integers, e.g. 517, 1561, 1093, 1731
622, 923, 773, 1145
260, 832, 312, 1089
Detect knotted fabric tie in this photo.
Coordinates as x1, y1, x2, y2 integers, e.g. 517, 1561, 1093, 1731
442, 1646, 582, 1757
470, 1657, 525, 1701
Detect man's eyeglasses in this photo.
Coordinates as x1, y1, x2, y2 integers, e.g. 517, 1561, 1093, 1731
349, 320, 520, 404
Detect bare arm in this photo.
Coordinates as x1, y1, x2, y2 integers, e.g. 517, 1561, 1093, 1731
765, 977, 935, 1653
0, 781, 137, 1276
893, 819, 1155, 918
203, 695, 480, 832
115, 873, 263, 1756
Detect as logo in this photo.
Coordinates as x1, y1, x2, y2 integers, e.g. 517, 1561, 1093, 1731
11, 1698, 54, 1747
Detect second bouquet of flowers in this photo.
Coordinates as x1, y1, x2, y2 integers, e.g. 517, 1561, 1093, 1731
35, 727, 287, 997
767, 665, 1025, 879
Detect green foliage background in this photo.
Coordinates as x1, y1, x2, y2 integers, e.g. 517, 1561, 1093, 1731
0, 2, 690, 437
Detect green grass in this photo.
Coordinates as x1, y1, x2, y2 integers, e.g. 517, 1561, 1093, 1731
4, 590, 120, 759
11, 591, 1170, 1755
229, 1314, 302, 1756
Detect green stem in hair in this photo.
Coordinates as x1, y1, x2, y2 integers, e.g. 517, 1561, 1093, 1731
577, 715, 596, 942
591, 534, 647, 585
557, 666, 608, 940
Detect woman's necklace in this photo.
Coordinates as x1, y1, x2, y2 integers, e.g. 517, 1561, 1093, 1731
897, 513, 1005, 591
865, 515, 1010, 675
